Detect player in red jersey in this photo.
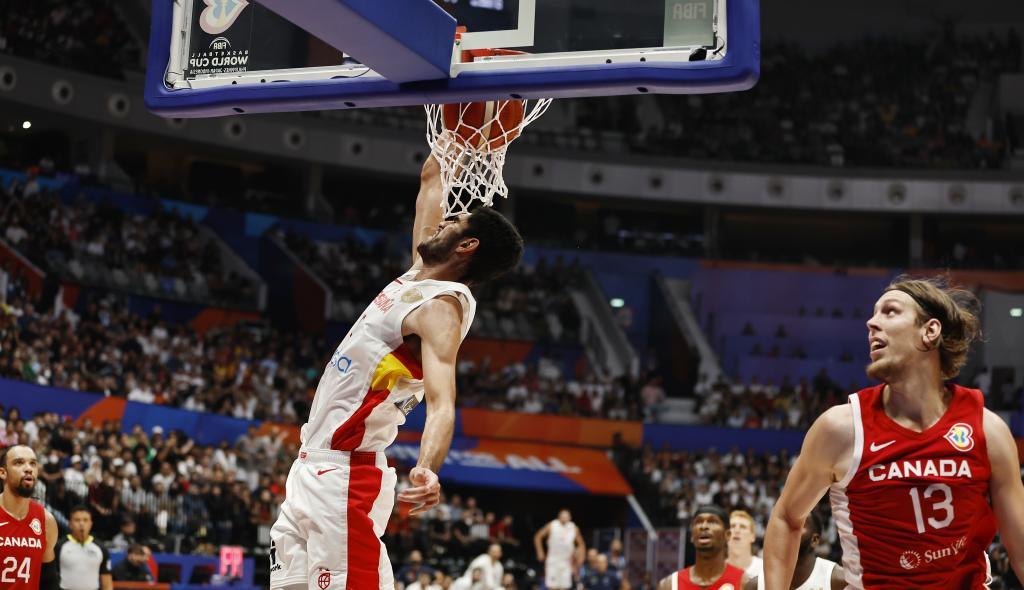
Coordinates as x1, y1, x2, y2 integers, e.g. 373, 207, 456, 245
658, 506, 747, 590
0, 445, 59, 590
763, 276, 1024, 589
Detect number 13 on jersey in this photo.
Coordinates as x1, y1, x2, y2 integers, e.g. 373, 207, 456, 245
908, 484, 954, 534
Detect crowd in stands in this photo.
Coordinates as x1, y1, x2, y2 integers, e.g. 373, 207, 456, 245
584, 27, 1021, 169
0, 288, 320, 423
279, 227, 586, 344
0, 0, 141, 78
692, 372, 848, 431
1, 177, 261, 308
324, 29, 1020, 171
455, 356, 644, 422
1, 406, 290, 554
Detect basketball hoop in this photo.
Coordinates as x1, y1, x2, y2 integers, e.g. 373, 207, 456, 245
425, 48, 552, 219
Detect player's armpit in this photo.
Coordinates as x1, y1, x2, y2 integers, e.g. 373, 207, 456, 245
743, 576, 758, 590
764, 404, 852, 590
656, 574, 673, 590
411, 155, 445, 268
984, 409, 1024, 580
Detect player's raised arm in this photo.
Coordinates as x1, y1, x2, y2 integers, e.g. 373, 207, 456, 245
411, 154, 445, 269
984, 408, 1024, 580
763, 404, 852, 590
396, 295, 463, 514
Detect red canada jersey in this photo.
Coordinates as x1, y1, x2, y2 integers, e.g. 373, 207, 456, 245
673, 564, 744, 589
0, 500, 48, 590
828, 384, 996, 589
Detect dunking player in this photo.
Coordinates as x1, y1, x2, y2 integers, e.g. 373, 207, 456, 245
764, 277, 1024, 589
0, 445, 59, 590
745, 513, 843, 590
269, 155, 523, 590
727, 510, 762, 580
534, 509, 586, 590
658, 506, 747, 590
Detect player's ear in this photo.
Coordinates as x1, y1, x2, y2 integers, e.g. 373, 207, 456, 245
922, 317, 942, 349
457, 237, 480, 253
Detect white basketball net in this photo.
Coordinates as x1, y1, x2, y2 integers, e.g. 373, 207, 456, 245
425, 98, 552, 219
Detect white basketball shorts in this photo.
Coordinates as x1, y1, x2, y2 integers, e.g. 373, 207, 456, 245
545, 557, 574, 589
269, 448, 397, 590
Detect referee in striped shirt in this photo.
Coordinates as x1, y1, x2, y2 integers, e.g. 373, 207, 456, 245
56, 507, 112, 590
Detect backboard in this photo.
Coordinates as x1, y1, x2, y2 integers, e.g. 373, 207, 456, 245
145, 0, 759, 117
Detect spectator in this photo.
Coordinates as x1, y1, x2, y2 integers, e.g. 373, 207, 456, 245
109, 517, 138, 553
457, 544, 503, 590
111, 544, 154, 583
397, 550, 435, 588
580, 554, 623, 590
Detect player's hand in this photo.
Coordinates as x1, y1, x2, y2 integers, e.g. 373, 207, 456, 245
397, 467, 440, 515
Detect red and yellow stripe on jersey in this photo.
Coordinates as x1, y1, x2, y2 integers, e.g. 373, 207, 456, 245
330, 344, 423, 451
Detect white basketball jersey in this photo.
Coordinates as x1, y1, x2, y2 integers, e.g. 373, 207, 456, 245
300, 270, 476, 451
547, 520, 577, 560
756, 557, 838, 590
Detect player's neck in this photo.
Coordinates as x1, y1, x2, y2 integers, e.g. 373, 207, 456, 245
691, 550, 727, 581
883, 372, 950, 432
726, 544, 752, 568
0, 492, 31, 520
790, 553, 816, 589
414, 263, 465, 284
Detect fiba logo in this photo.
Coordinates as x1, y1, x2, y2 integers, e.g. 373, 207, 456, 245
317, 571, 331, 589
200, 0, 250, 35
944, 423, 975, 452
899, 550, 921, 570
208, 36, 231, 51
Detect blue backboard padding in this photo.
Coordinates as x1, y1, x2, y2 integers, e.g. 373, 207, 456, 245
255, 0, 456, 83
145, 0, 760, 116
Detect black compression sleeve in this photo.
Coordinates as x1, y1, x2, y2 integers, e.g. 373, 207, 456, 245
40, 560, 59, 590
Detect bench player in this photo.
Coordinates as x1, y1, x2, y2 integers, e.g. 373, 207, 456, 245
763, 276, 1024, 589
269, 154, 523, 590
0, 445, 59, 590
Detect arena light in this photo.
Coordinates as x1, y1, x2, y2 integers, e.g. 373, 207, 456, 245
1011, 308, 1023, 318
21, 120, 31, 129
610, 298, 625, 308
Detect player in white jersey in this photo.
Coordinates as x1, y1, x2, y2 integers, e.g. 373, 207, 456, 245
728, 510, 763, 580
269, 155, 524, 590
534, 509, 585, 590
747, 514, 844, 590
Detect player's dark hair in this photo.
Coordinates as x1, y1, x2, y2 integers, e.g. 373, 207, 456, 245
460, 206, 524, 284
70, 505, 92, 518
0, 447, 7, 470
691, 505, 729, 528
885, 274, 982, 379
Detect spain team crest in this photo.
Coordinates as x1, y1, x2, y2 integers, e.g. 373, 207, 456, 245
943, 423, 974, 452
30, 518, 42, 535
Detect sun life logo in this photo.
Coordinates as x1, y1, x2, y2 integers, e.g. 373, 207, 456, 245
944, 423, 974, 452
899, 550, 921, 570
200, 0, 250, 35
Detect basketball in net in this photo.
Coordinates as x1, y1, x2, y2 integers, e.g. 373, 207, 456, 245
442, 100, 526, 150
425, 47, 552, 219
